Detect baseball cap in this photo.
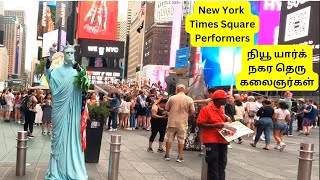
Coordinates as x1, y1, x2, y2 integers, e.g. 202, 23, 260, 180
212, 90, 230, 100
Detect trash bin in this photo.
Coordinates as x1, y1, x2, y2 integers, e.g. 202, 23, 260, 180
85, 118, 104, 163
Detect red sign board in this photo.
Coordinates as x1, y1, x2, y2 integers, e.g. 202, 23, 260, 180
77, 1, 118, 40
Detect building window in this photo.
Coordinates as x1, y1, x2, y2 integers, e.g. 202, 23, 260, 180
164, 50, 168, 54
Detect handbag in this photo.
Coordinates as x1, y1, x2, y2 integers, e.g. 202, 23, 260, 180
248, 111, 256, 118
253, 119, 260, 126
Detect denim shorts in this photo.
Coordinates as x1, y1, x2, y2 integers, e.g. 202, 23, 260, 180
274, 122, 287, 131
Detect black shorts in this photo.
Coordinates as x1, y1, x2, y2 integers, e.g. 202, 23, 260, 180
136, 107, 147, 116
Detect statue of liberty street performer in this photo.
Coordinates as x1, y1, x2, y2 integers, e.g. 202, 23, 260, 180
45, 44, 89, 179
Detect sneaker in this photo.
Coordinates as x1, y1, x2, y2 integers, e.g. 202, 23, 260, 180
260, 136, 265, 141
176, 157, 184, 163
146, 127, 151, 131
164, 155, 170, 161
279, 143, 286, 152
157, 148, 165, 153
28, 135, 34, 139
42, 132, 46, 135
288, 134, 293, 137
126, 128, 132, 130
47, 132, 51, 136
238, 140, 243, 144
147, 148, 154, 153
114, 129, 118, 131
274, 144, 280, 150
228, 145, 232, 149
109, 128, 114, 132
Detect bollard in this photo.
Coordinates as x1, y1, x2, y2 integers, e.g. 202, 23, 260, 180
201, 145, 207, 180
16, 131, 28, 176
108, 135, 121, 180
297, 143, 314, 180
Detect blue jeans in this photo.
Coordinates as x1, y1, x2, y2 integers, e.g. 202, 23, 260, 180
288, 114, 296, 135
130, 113, 136, 128
254, 117, 273, 144
112, 112, 118, 129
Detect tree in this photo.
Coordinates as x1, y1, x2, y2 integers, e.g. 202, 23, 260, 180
34, 60, 46, 76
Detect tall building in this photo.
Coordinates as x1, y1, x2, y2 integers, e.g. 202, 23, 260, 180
3, 16, 19, 77
127, 3, 145, 79
5, 10, 26, 79
0, 46, 9, 81
117, 21, 127, 41
0, 1, 4, 31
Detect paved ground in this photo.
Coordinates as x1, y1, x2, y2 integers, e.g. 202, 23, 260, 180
0, 119, 319, 180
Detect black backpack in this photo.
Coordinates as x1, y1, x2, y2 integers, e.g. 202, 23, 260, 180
20, 96, 30, 112
0, 96, 6, 105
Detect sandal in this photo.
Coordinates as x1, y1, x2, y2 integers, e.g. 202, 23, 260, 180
250, 143, 256, 147
263, 147, 269, 150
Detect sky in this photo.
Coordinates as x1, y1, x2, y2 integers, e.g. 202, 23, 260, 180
4, 0, 128, 71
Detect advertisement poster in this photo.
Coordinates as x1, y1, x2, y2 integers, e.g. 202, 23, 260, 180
219, 122, 254, 142
154, 1, 181, 23
278, 1, 319, 88
55, 1, 69, 31
79, 39, 124, 59
77, 1, 118, 41
257, 1, 281, 45
175, 47, 189, 69
201, 47, 242, 87
42, 29, 59, 57
37, 1, 56, 40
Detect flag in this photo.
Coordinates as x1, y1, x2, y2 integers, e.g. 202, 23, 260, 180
81, 104, 89, 152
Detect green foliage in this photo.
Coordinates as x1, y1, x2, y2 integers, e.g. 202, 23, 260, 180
34, 61, 46, 75
74, 66, 90, 92
88, 102, 110, 119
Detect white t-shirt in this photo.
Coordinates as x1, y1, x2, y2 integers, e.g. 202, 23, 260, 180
4, 93, 14, 106
120, 101, 131, 114
275, 109, 290, 120
235, 106, 245, 120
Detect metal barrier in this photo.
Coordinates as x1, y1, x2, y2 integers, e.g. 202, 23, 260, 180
297, 143, 314, 180
16, 131, 28, 176
201, 145, 207, 180
108, 135, 121, 180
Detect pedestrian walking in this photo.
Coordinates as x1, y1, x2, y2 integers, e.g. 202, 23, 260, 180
250, 100, 274, 150
273, 101, 290, 151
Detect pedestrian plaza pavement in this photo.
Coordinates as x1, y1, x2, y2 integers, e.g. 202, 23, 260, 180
0, 119, 319, 180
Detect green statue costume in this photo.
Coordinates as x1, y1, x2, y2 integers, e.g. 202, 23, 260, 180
45, 45, 88, 179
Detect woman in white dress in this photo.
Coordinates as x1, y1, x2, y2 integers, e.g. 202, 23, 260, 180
35, 101, 43, 126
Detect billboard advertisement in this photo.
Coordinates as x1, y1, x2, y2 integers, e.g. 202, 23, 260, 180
42, 29, 59, 57
154, 1, 181, 23
77, 1, 118, 41
278, 1, 319, 63
201, 47, 242, 87
37, 1, 56, 40
169, 3, 182, 67
249, 1, 260, 45
55, 1, 69, 31
79, 39, 124, 59
175, 47, 189, 69
257, 1, 281, 45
